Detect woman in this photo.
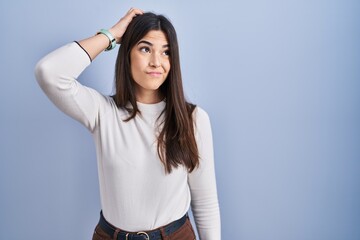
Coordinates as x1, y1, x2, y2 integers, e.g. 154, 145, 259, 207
35, 8, 220, 240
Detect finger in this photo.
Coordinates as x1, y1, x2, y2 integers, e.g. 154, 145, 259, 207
122, 9, 143, 23
127, 7, 143, 16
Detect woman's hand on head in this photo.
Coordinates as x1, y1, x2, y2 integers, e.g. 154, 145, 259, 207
76, 8, 143, 61
109, 8, 144, 44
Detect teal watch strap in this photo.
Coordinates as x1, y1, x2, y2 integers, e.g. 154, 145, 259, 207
97, 29, 116, 51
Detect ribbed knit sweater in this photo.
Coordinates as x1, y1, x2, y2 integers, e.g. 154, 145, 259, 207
35, 42, 220, 239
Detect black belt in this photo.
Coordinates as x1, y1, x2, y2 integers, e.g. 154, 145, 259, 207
98, 211, 188, 240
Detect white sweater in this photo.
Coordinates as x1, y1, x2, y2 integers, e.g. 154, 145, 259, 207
35, 42, 220, 239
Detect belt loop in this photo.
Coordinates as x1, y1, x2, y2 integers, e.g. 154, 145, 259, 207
113, 229, 120, 240
160, 227, 168, 240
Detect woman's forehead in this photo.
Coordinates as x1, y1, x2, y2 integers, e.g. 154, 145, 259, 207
138, 30, 168, 46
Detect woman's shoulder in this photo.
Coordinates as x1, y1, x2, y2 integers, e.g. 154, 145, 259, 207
95, 94, 131, 117
192, 105, 211, 124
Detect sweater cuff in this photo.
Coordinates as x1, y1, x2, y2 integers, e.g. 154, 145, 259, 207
74, 41, 92, 62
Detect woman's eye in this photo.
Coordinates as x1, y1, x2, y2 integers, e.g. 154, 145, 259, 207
163, 50, 170, 56
140, 47, 150, 53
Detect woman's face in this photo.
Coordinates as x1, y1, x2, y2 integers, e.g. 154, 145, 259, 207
130, 30, 171, 103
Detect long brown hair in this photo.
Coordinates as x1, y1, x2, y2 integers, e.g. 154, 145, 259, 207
112, 12, 199, 173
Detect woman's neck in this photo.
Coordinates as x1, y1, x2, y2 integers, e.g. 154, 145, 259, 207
135, 89, 164, 104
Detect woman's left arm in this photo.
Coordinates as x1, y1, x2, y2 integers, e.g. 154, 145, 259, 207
188, 107, 221, 240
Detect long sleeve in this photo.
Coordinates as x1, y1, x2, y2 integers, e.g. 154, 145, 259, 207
34, 42, 104, 132
188, 107, 221, 240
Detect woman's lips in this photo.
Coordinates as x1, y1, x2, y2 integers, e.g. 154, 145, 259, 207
147, 72, 162, 77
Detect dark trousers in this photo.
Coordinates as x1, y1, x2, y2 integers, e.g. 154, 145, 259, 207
92, 214, 196, 240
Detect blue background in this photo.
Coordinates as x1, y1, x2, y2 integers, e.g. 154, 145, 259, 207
1, 0, 360, 239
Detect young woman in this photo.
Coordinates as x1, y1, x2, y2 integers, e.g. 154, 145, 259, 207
35, 8, 220, 240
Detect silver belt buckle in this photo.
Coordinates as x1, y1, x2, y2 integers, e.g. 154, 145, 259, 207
137, 231, 150, 240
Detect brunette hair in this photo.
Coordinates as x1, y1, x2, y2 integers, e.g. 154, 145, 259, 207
112, 12, 199, 173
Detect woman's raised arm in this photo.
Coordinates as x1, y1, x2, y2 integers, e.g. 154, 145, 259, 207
78, 8, 143, 61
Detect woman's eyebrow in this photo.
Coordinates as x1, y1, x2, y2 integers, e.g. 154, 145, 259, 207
137, 40, 169, 48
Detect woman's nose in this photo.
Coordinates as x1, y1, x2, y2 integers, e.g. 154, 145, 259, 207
149, 53, 161, 68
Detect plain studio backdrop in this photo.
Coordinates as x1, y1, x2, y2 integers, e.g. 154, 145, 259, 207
1, 0, 359, 239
